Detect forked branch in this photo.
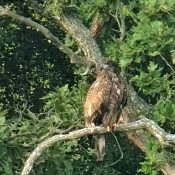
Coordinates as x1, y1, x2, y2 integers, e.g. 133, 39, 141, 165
1, 5, 175, 175
21, 117, 175, 175
0, 6, 87, 65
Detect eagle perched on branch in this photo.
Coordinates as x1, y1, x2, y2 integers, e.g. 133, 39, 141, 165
84, 60, 127, 161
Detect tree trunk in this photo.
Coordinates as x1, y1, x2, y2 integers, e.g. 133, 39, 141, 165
0, 5, 174, 174
54, 13, 175, 175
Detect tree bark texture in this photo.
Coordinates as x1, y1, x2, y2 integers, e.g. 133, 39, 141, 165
54, 12, 175, 175
21, 119, 175, 175
0, 5, 175, 175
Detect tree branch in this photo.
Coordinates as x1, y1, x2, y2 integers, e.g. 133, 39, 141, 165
54, 14, 103, 62
1, 5, 175, 175
147, 51, 175, 74
21, 117, 175, 175
26, 0, 103, 64
159, 53, 175, 74
27, 0, 103, 62
109, 2, 125, 42
0, 6, 87, 65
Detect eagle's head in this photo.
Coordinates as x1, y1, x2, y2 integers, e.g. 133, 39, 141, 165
83, 59, 120, 77
98, 59, 120, 75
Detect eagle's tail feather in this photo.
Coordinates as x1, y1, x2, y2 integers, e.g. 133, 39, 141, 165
94, 134, 106, 161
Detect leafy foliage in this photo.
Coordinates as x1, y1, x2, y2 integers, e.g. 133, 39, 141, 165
0, 0, 175, 175
139, 140, 165, 175
0, 11, 76, 113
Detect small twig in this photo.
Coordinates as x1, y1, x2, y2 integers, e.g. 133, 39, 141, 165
147, 51, 175, 74
53, 124, 83, 134
159, 54, 175, 74
109, 2, 125, 42
119, 15, 125, 42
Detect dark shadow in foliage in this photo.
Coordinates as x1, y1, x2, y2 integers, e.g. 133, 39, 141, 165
69, 134, 144, 175
0, 3, 77, 115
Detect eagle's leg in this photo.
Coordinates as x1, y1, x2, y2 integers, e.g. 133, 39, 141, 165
90, 122, 96, 132
102, 112, 112, 132
107, 126, 110, 132
113, 114, 124, 130
85, 117, 96, 132
86, 123, 96, 132
104, 104, 120, 131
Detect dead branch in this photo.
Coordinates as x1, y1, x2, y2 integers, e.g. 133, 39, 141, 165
54, 14, 103, 62
27, 0, 103, 63
109, 2, 125, 42
21, 117, 175, 175
1, 5, 175, 175
0, 6, 87, 65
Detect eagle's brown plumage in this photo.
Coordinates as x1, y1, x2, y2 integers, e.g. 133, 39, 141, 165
84, 60, 127, 161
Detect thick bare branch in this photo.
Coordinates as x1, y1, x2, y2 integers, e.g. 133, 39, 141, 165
21, 118, 175, 175
109, 2, 126, 42
54, 14, 103, 62
1, 5, 175, 175
0, 6, 87, 65
26, 0, 103, 63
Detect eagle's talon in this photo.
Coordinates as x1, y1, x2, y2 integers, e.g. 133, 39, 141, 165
107, 126, 110, 132
90, 123, 96, 132
91, 123, 95, 127
113, 123, 118, 130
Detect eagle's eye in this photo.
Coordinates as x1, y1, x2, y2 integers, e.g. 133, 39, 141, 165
102, 64, 109, 69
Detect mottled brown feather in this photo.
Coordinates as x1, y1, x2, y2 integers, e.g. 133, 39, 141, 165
84, 71, 112, 127
84, 61, 127, 161
84, 67, 126, 128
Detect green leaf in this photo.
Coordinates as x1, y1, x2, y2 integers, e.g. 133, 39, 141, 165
148, 62, 158, 71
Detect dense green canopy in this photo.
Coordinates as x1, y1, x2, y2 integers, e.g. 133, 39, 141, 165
0, 0, 175, 175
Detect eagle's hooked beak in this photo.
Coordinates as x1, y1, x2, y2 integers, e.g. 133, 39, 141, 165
102, 64, 109, 69
81, 66, 91, 75
81, 60, 98, 75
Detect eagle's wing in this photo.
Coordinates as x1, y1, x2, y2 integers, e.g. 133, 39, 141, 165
106, 77, 127, 127
84, 64, 127, 162
84, 76, 111, 162
84, 76, 111, 128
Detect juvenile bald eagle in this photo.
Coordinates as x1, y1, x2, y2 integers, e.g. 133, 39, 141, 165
84, 60, 127, 161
